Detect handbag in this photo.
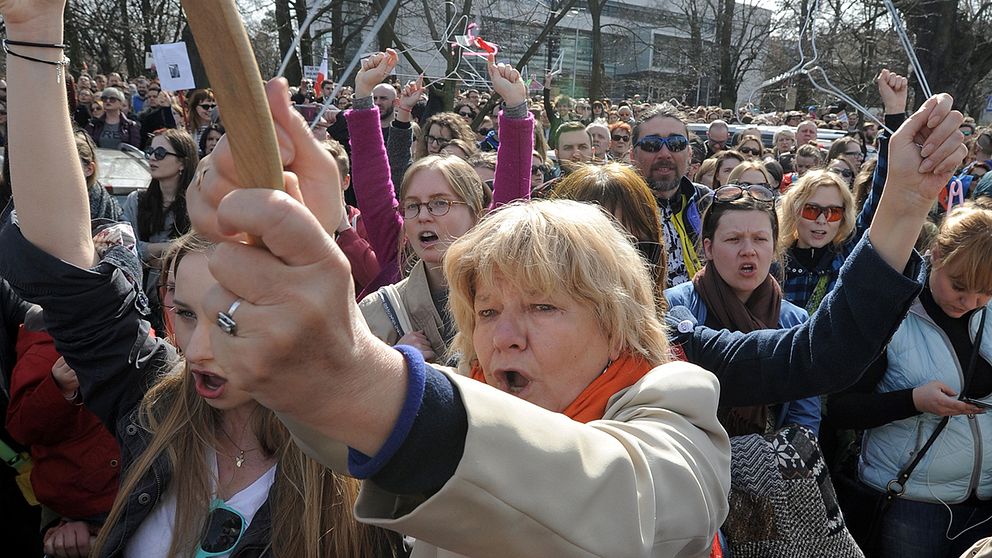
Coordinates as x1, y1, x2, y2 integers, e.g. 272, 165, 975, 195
722, 425, 865, 557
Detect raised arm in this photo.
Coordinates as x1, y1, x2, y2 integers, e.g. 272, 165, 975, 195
854, 69, 909, 237
348, 51, 405, 295
386, 76, 422, 192
488, 56, 534, 208
3, 0, 94, 269
674, 93, 966, 406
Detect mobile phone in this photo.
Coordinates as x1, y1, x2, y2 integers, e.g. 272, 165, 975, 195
961, 397, 992, 410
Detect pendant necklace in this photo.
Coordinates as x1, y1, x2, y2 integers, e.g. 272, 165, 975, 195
220, 425, 258, 468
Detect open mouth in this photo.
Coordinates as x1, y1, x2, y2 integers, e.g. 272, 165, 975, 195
739, 263, 756, 274
500, 370, 531, 395
192, 370, 227, 399
419, 231, 439, 244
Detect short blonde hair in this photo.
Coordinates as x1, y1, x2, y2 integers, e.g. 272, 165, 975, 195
932, 200, 992, 293
444, 200, 671, 369
777, 169, 856, 248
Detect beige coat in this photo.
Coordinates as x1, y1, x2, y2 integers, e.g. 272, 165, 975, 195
287, 361, 731, 558
359, 260, 449, 358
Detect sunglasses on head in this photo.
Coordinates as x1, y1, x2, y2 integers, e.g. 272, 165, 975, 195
145, 146, 181, 161
801, 203, 844, 222
829, 166, 854, 179
634, 134, 689, 153
611, 134, 630, 142
195, 499, 246, 558
713, 183, 776, 203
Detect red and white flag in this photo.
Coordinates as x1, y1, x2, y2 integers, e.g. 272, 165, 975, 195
315, 48, 329, 98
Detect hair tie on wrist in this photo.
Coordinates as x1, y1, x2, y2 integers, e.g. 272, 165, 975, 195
4, 39, 69, 49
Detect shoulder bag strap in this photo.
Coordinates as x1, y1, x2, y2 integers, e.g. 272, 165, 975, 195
378, 284, 415, 339
885, 307, 988, 499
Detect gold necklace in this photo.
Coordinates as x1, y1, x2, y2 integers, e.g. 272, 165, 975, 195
219, 426, 258, 468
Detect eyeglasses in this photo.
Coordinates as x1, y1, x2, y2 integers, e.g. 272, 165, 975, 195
829, 167, 854, 179
146, 146, 181, 161
611, 134, 630, 142
531, 164, 549, 176
199, 103, 217, 110
426, 134, 451, 148
634, 134, 689, 153
195, 498, 246, 558
401, 198, 468, 219
800, 203, 844, 222
713, 183, 776, 203
739, 147, 761, 156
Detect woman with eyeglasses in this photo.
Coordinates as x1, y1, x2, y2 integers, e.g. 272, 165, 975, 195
415, 111, 476, 159
121, 128, 198, 333
736, 136, 764, 161
607, 121, 632, 162
666, 162, 821, 437
185, 89, 216, 146
828, 136, 866, 175
346, 51, 533, 363
827, 156, 857, 188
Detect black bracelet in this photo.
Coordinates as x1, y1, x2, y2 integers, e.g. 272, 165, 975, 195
3, 41, 69, 83
3, 39, 69, 49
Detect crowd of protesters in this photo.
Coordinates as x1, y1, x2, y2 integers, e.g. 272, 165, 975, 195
1, 2, 991, 557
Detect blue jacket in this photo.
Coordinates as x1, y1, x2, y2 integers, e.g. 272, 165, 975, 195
665, 280, 821, 434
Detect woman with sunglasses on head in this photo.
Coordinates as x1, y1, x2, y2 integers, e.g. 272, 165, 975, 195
344, 51, 532, 363
185, 89, 216, 146
778, 69, 908, 315
0, 4, 407, 556
828, 135, 866, 175
607, 121, 632, 162
121, 128, 198, 333
666, 162, 820, 437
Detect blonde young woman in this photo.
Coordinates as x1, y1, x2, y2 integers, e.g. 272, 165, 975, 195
0, 2, 400, 556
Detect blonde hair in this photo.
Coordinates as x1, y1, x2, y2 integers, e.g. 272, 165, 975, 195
444, 200, 671, 369
92, 233, 394, 558
931, 200, 992, 293
726, 160, 774, 186
777, 169, 856, 248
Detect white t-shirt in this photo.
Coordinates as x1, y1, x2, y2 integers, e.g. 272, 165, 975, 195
125, 450, 277, 558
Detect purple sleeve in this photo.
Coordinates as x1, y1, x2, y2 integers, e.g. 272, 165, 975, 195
490, 111, 535, 209
346, 107, 403, 293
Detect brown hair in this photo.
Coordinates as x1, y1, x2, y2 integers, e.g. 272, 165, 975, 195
416, 112, 476, 159
931, 199, 992, 293
551, 163, 668, 310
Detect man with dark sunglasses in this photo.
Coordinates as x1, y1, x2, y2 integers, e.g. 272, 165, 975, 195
632, 105, 711, 288
85, 87, 141, 150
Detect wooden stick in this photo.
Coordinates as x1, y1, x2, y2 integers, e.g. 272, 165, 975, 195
180, 0, 283, 194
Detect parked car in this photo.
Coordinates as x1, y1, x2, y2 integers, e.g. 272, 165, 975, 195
97, 145, 152, 204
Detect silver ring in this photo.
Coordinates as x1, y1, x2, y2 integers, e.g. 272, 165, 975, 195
217, 298, 243, 336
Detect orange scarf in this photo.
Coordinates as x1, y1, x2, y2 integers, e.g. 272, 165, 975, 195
470, 353, 654, 423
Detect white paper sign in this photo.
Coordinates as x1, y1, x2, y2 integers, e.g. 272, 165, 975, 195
151, 42, 196, 91
303, 65, 319, 81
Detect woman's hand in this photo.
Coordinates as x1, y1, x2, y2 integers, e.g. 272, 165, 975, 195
396, 331, 436, 362
488, 54, 527, 107
912, 380, 984, 416
395, 76, 424, 124
355, 50, 398, 99
877, 69, 908, 115
43, 520, 96, 558
50, 356, 79, 400
188, 79, 344, 241
886, 93, 965, 203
